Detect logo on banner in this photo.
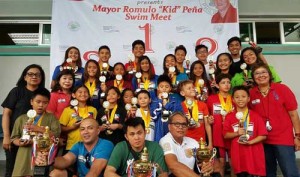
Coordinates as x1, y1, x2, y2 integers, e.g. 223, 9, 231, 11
68, 21, 80, 31
176, 26, 192, 33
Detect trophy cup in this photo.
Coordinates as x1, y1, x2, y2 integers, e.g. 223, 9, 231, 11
186, 99, 197, 128
240, 63, 252, 86
194, 138, 217, 177
208, 68, 215, 83
128, 54, 135, 74
161, 92, 170, 122
131, 147, 160, 177
185, 55, 191, 74
70, 99, 82, 123
20, 109, 36, 142
102, 63, 108, 75
135, 72, 142, 91
103, 101, 113, 135
33, 126, 59, 177
168, 66, 176, 86
116, 74, 123, 91
131, 97, 138, 109
236, 112, 249, 143
99, 75, 106, 98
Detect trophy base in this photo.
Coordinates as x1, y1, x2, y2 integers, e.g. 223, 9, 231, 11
33, 165, 51, 177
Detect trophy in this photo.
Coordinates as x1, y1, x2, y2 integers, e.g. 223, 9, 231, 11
116, 74, 123, 91
33, 126, 59, 177
236, 112, 249, 143
194, 138, 217, 177
186, 99, 197, 128
103, 101, 113, 135
240, 63, 252, 86
245, 37, 263, 53
208, 68, 215, 82
130, 147, 160, 177
161, 92, 170, 122
99, 75, 106, 98
128, 54, 135, 74
168, 66, 176, 86
125, 103, 134, 119
20, 109, 36, 142
60, 58, 78, 72
131, 97, 138, 109
185, 55, 191, 74
102, 63, 108, 75
220, 109, 228, 122
70, 99, 82, 123
135, 72, 142, 91
266, 119, 272, 131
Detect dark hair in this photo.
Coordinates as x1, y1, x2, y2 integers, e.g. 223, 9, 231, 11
216, 73, 232, 84
121, 88, 135, 105
98, 45, 111, 53
215, 53, 234, 76
177, 80, 194, 93
162, 54, 180, 75
17, 64, 45, 88
168, 111, 188, 124
136, 89, 150, 99
132, 40, 145, 50
32, 87, 51, 100
137, 55, 155, 80
72, 84, 92, 106
52, 69, 75, 92
105, 86, 121, 104
227, 36, 241, 46
251, 63, 273, 85
189, 60, 213, 94
157, 74, 172, 88
240, 47, 263, 69
232, 85, 250, 97
195, 44, 208, 54
113, 62, 126, 77
174, 45, 187, 56
83, 59, 101, 85
62, 46, 82, 68
124, 117, 145, 133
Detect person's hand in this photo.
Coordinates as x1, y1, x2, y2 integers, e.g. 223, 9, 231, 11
126, 65, 133, 72
27, 124, 44, 133
199, 161, 213, 175
72, 120, 82, 129
207, 115, 214, 124
3, 136, 11, 150
19, 139, 32, 147
237, 127, 245, 136
35, 151, 49, 166
100, 124, 108, 132
294, 138, 300, 151
108, 123, 120, 131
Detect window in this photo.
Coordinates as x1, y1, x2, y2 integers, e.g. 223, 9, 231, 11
41, 24, 51, 45
283, 22, 300, 43
239, 22, 254, 42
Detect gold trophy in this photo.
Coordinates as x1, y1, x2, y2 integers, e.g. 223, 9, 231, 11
70, 99, 82, 123
240, 63, 252, 86
161, 92, 170, 122
194, 138, 217, 177
131, 147, 159, 177
102, 63, 108, 75
128, 53, 135, 74
103, 101, 113, 135
20, 109, 36, 142
208, 68, 215, 83
131, 97, 138, 109
236, 112, 249, 143
135, 72, 142, 92
168, 66, 176, 88
33, 126, 59, 177
99, 75, 106, 98
185, 55, 191, 74
186, 99, 197, 128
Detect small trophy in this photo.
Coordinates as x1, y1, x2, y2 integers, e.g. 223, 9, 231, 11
116, 74, 123, 91
60, 58, 78, 72
186, 99, 197, 128
102, 63, 108, 75
33, 126, 59, 177
236, 112, 249, 143
196, 79, 208, 101
194, 138, 217, 177
103, 101, 113, 135
99, 76, 106, 98
185, 55, 191, 74
161, 92, 170, 122
21, 109, 36, 142
131, 97, 138, 109
135, 72, 142, 91
208, 68, 215, 82
240, 63, 252, 86
128, 54, 135, 74
266, 119, 272, 131
130, 147, 160, 177
168, 66, 176, 86
70, 99, 82, 123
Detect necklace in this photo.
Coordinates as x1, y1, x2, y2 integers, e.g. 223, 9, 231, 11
259, 87, 270, 97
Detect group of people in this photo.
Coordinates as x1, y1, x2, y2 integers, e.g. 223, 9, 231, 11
1, 36, 300, 177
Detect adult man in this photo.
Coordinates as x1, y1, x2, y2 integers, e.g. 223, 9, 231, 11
211, 0, 237, 23
195, 44, 214, 77
104, 117, 168, 177
227, 36, 243, 76
36, 118, 114, 177
159, 112, 214, 177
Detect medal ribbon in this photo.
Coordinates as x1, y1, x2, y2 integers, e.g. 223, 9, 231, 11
140, 108, 151, 128
114, 80, 124, 92
218, 94, 233, 113
195, 81, 201, 94
142, 77, 150, 90
108, 104, 118, 123
33, 112, 45, 126
184, 100, 199, 122
240, 109, 250, 134
85, 81, 96, 97
171, 75, 177, 85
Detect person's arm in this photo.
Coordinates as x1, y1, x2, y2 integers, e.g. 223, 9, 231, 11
289, 110, 300, 151
165, 154, 199, 177
2, 108, 12, 150
53, 152, 76, 170
243, 135, 266, 145
86, 159, 108, 177
104, 165, 121, 177
224, 127, 245, 139
60, 122, 81, 133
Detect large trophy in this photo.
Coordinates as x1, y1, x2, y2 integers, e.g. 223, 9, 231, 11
161, 92, 170, 122
185, 55, 191, 74
103, 101, 113, 135
194, 138, 217, 177
236, 112, 249, 143
33, 126, 59, 177
130, 147, 161, 177
20, 109, 36, 142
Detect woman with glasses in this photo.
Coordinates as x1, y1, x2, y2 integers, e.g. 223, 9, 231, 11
1, 64, 45, 177
249, 63, 300, 177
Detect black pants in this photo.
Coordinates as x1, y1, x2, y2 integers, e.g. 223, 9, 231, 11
4, 145, 18, 177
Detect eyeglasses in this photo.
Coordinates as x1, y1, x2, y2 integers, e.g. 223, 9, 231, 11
253, 71, 268, 77
85, 153, 91, 169
26, 72, 41, 78
170, 122, 188, 128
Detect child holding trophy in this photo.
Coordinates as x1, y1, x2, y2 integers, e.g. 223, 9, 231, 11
106, 62, 132, 93
97, 45, 114, 80
11, 88, 61, 177
223, 86, 267, 177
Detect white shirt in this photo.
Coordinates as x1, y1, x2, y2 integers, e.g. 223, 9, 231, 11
159, 132, 199, 169
136, 108, 155, 141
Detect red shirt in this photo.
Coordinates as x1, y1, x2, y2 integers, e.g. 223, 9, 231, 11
106, 79, 133, 91
211, 4, 238, 23
249, 83, 297, 145
47, 91, 71, 119
223, 110, 267, 176
181, 100, 209, 142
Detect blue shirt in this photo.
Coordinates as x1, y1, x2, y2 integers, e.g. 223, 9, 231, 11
52, 65, 84, 87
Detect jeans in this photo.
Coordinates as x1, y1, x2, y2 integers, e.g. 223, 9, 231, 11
264, 144, 300, 177
4, 145, 18, 177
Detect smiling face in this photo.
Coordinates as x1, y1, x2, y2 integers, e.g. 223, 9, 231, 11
217, 54, 232, 71
214, 0, 230, 12
196, 47, 208, 62
86, 61, 98, 77
164, 56, 176, 69
24, 67, 42, 87
98, 48, 111, 63
68, 48, 80, 62
106, 88, 120, 104
59, 74, 73, 90
140, 59, 150, 73
175, 49, 186, 64
253, 67, 271, 86
113, 64, 125, 76
168, 114, 188, 142
228, 40, 241, 56
79, 119, 100, 145
72, 86, 90, 103
233, 89, 250, 110
242, 49, 257, 65
31, 95, 49, 115
132, 44, 145, 59
192, 63, 204, 78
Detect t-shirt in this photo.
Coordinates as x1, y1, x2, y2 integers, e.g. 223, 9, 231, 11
136, 108, 155, 141
60, 106, 97, 150
70, 139, 114, 177
47, 91, 71, 119
159, 132, 199, 170
52, 65, 84, 87
107, 140, 168, 177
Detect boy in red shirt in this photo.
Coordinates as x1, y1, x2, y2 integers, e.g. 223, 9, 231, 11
223, 86, 267, 177
178, 80, 212, 148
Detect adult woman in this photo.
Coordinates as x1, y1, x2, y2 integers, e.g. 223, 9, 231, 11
1, 64, 45, 177
249, 63, 300, 177
231, 47, 281, 88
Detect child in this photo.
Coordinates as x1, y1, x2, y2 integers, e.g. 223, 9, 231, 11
106, 62, 132, 93
150, 75, 183, 142
47, 69, 74, 119
59, 85, 97, 151
132, 55, 158, 92
11, 87, 61, 176
178, 80, 212, 148
174, 45, 188, 73
97, 86, 127, 145
207, 73, 233, 177
98, 45, 113, 80
121, 88, 136, 120
215, 53, 234, 77
223, 86, 267, 177
51, 46, 84, 89
82, 59, 102, 110
136, 90, 155, 141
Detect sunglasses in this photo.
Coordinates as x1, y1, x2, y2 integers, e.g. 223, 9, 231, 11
85, 153, 91, 169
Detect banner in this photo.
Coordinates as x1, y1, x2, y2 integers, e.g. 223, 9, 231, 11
51, 0, 239, 75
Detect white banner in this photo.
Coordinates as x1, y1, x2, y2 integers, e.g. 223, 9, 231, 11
51, 0, 239, 75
